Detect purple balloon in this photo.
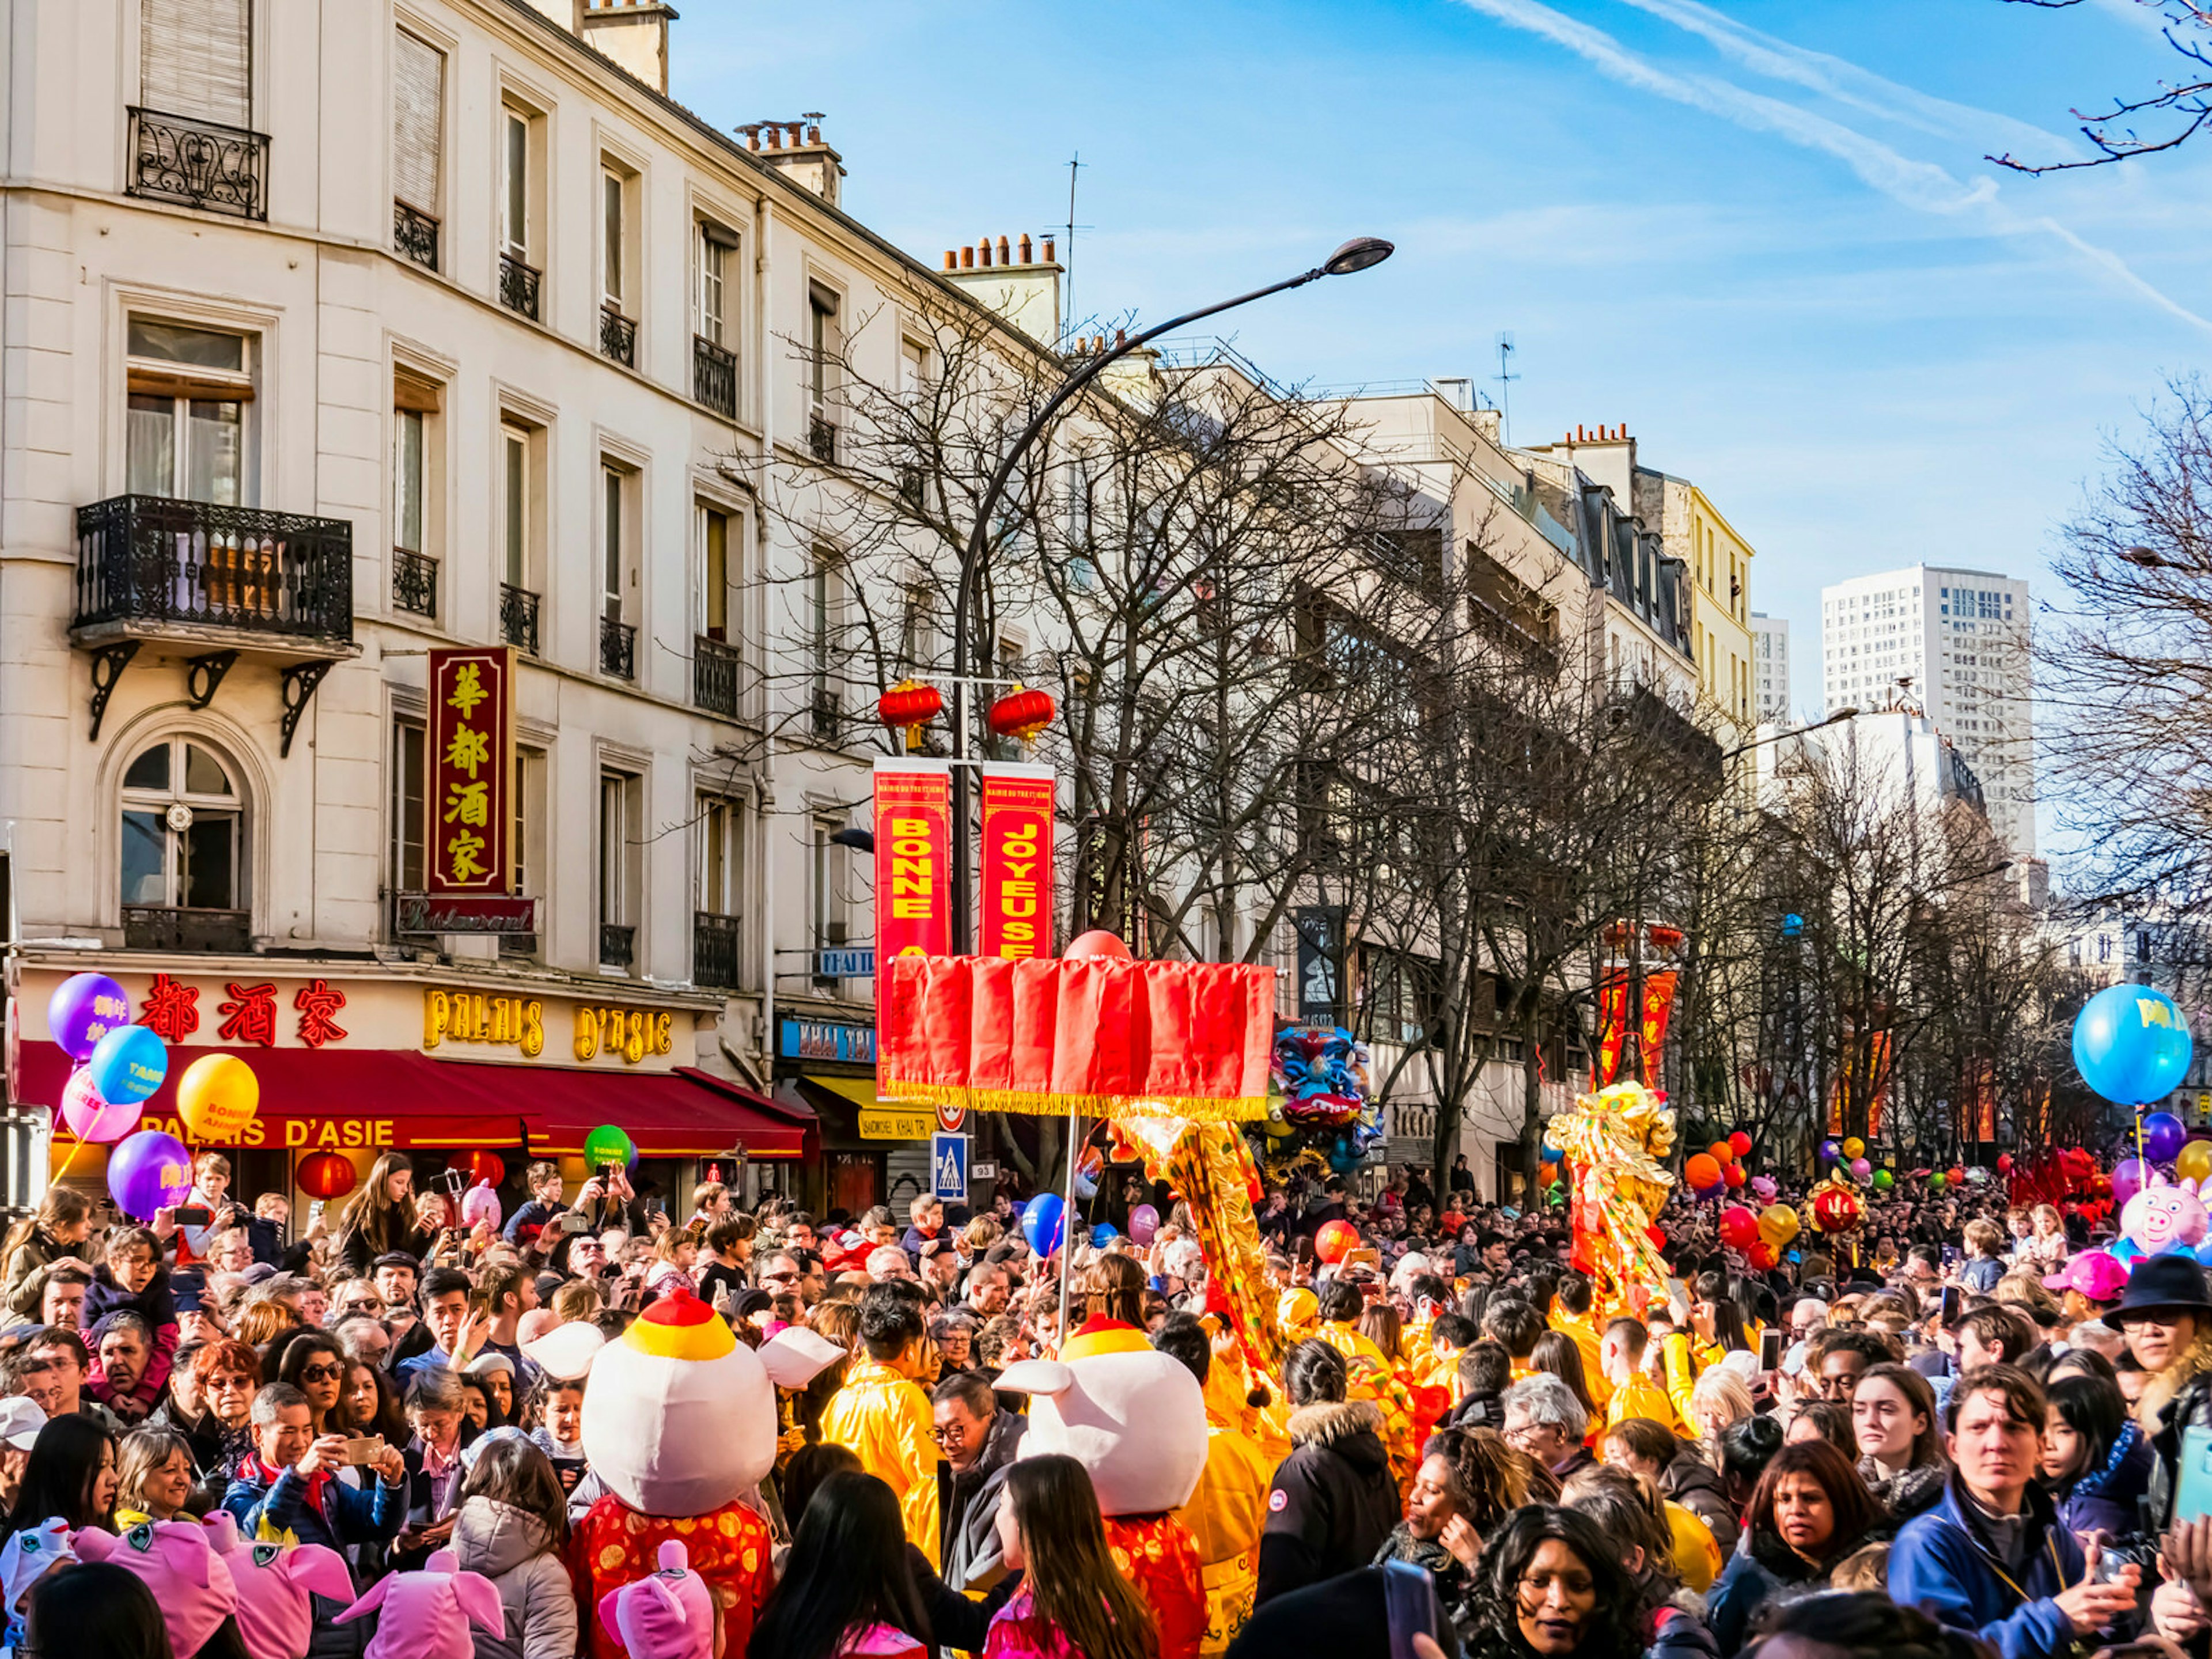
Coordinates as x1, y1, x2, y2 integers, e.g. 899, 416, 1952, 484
107, 1128, 191, 1220
47, 972, 129, 1062
2146, 1112, 2189, 1165
1819, 1139, 1840, 1162
1128, 1203, 1160, 1245
2113, 1156, 2151, 1209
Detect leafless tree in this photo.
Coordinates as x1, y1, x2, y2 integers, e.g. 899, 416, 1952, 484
1993, 0, 2212, 172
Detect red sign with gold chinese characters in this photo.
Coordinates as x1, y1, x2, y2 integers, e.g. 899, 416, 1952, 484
979, 764, 1055, 960
872, 759, 952, 966
426, 647, 516, 895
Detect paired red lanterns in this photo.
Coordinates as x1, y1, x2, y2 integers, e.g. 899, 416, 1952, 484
877, 680, 945, 751
987, 685, 1056, 743
461, 1150, 505, 1188
296, 1150, 357, 1200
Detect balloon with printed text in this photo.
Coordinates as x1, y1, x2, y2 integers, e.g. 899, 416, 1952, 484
176, 1053, 257, 1142
108, 1128, 192, 1219
2074, 983, 2194, 1105
86, 1024, 167, 1107
48, 974, 130, 1062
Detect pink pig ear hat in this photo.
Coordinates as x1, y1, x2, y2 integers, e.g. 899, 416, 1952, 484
203, 1510, 358, 1659
336, 1548, 503, 1659
74, 1520, 239, 1659
597, 1539, 714, 1659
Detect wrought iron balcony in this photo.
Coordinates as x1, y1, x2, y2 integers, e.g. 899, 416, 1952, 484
600, 615, 637, 680
499, 252, 541, 321
127, 108, 267, 221
74, 496, 354, 646
694, 911, 742, 990
393, 200, 440, 271
808, 414, 837, 464
694, 335, 737, 419
392, 548, 438, 619
499, 582, 540, 654
694, 635, 740, 719
124, 906, 251, 954
600, 306, 637, 368
600, 922, 637, 974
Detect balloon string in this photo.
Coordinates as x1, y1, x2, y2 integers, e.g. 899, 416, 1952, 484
50, 1134, 84, 1187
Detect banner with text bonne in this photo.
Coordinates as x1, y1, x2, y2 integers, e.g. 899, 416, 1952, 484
979, 764, 1056, 960
873, 759, 953, 978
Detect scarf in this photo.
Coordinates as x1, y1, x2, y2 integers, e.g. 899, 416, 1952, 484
2065, 1420, 2143, 1501
243, 1450, 332, 1519
419, 1437, 460, 1481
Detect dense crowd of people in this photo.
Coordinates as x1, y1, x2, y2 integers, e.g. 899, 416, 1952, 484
0, 1142, 2206, 1659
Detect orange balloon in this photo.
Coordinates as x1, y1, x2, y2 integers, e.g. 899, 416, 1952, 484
1315, 1219, 1359, 1263
1685, 1153, 1722, 1191
1709, 1140, 1735, 1166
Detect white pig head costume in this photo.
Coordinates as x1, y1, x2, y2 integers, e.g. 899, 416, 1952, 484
996, 1317, 1209, 1516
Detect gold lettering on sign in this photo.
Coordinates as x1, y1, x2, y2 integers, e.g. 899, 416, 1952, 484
421, 988, 545, 1058
571, 1004, 676, 1065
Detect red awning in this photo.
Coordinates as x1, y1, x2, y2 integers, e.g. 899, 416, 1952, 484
11, 1043, 524, 1150
12, 1045, 809, 1158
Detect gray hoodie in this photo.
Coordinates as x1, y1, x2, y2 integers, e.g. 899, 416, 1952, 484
451, 1495, 579, 1659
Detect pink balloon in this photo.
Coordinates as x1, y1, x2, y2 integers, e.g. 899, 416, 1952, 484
60, 1066, 142, 1144
2113, 1157, 2150, 1209
1850, 1157, 1873, 1180
1065, 930, 1132, 961
1128, 1203, 1160, 1244
1750, 1176, 1778, 1202
460, 1178, 501, 1232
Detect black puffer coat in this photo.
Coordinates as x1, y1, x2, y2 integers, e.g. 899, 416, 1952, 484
1256, 1399, 1400, 1608
1661, 1450, 1741, 1558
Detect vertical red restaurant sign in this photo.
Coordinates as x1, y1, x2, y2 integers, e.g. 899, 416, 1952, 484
978, 764, 1056, 960
873, 759, 953, 972
1638, 970, 1679, 1086
426, 647, 515, 895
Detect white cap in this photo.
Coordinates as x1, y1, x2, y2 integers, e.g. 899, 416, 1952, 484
757, 1326, 846, 1389
0, 1396, 47, 1452
521, 1320, 605, 1380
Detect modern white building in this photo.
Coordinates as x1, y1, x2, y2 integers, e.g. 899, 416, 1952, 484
1752, 612, 1791, 724
1819, 565, 2035, 857
1752, 706, 1989, 830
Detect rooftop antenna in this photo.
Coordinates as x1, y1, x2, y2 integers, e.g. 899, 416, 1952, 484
1495, 331, 1518, 444
1062, 153, 1088, 349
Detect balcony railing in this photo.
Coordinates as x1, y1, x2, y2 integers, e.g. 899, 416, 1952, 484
694, 335, 737, 419
694, 635, 740, 719
808, 414, 837, 464
694, 911, 742, 989
499, 582, 540, 654
392, 548, 438, 619
499, 252, 541, 321
127, 107, 267, 221
74, 496, 354, 644
600, 615, 636, 680
393, 200, 440, 271
600, 922, 637, 974
600, 305, 637, 368
123, 906, 251, 954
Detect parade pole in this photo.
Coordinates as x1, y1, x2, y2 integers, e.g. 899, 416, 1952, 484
1057, 1108, 1083, 1348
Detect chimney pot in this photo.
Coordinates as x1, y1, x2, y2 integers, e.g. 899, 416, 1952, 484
745, 128, 760, 151
1018, 233, 1033, 263
979, 239, 993, 268
1115, 327, 1127, 347
943, 251, 957, 271
787, 123, 804, 147
960, 245, 975, 270
1043, 236, 1056, 263
766, 126, 782, 150
807, 123, 821, 144
997, 236, 1011, 264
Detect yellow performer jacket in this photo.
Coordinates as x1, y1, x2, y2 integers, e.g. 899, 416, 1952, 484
1316, 1320, 1416, 1479
1604, 1372, 1690, 1439
1661, 1332, 1726, 1434
1548, 1309, 1612, 1412
1176, 1417, 1276, 1658
820, 1358, 941, 1568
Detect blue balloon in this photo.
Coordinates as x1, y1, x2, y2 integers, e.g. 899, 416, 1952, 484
1021, 1194, 1066, 1257
87, 1024, 166, 1106
1090, 1223, 1118, 1248
1781, 914, 1805, 938
2075, 983, 2194, 1105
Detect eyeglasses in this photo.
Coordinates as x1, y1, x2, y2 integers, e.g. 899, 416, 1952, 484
206, 1374, 255, 1393
298, 1364, 344, 1384
338, 1299, 386, 1316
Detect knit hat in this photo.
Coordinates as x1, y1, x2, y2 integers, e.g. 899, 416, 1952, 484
203, 1511, 356, 1659
74, 1519, 239, 1659
596, 1540, 713, 1659
334, 1549, 502, 1659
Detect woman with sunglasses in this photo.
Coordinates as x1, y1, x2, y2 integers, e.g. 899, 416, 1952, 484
274, 1332, 350, 1439
158, 1339, 260, 1496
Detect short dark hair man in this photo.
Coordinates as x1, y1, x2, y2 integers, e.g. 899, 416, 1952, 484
932, 1368, 1024, 1590
820, 1286, 938, 1563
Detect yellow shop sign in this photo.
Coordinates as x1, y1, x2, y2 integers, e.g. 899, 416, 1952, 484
422, 989, 546, 1056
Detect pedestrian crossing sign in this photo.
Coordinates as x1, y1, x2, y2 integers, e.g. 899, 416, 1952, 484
931, 1132, 969, 1203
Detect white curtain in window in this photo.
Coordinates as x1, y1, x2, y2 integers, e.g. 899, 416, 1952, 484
142, 0, 252, 128
392, 31, 444, 213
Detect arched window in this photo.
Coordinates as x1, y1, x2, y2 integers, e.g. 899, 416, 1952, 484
120, 736, 245, 912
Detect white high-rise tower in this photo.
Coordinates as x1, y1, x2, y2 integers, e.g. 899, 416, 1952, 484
1751, 613, 1791, 724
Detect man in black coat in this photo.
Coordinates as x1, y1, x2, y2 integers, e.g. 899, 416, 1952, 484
1257, 1339, 1400, 1608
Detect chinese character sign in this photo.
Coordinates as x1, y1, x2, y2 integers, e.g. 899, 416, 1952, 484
872, 759, 952, 965
979, 764, 1055, 960
426, 647, 515, 895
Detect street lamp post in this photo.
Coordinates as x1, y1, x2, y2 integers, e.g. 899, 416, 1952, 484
1721, 705, 1860, 764
946, 237, 1395, 951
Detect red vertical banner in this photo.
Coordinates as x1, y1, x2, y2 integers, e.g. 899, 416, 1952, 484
1637, 970, 1679, 1085
978, 764, 1056, 961
1594, 969, 1629, 1086
426, 647, 514, 895
873, 760, 953, 968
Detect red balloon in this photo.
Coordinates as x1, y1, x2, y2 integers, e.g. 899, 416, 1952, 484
1719, 1205, 1758, 1249
1997, 1153, 2014, 1175
1723, 1164, 1747, 1190
1066, 930, 1132, 961
1315, 1219, 1359, 1264
1810, 1186, 1863, 1234
463, 1150, 505, 1188
1728, 1131, 1752, 1158
1946, 1166, 1967, 1188
1646, 1224, 1667, 1249
1684, 1154, 1722, 1192
1748, 1240, 1777, 1271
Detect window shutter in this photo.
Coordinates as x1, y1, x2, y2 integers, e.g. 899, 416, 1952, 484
392, 31, 444, 214
141, 0, 252, 129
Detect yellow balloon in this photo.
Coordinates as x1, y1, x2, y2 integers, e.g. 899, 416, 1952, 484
2180, 1140, 2212, 1185
177, 1052, 259, 1142
1758, 1202, 1801, 1249
1841, 1137, 1865, 1160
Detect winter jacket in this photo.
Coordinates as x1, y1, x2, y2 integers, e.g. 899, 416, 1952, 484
1650, 1598, 1724, 1659
1256, 1399, 1400, 1608
1888, 1475, 2085, 1659
939, 1407, 1027, 1592
2054, 1421, 2156, 1552
82, 1264, 180, 1412
1861, 1456, 1949, 1533
450, 1495, 579, 1659
821, 1358, 941, 1569
1, 1228, 71, 1323
1372, 1523, 1477, 1645
222, 1457, 403, 1566
2141, 1330, 2212, 1533
1662, 1453, 1741, 1559
1708, 1524, 1868, 1655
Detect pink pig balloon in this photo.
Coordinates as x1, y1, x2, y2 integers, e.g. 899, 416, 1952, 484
2121, 1172, 2209, 1256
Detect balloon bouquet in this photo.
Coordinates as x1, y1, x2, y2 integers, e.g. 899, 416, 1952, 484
45, 972, 260, 1221
2070, 983, 2201, 1271
1252, 1024, 1378, 1184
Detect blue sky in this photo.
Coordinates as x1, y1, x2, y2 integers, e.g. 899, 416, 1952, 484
673, 0, 2212, 728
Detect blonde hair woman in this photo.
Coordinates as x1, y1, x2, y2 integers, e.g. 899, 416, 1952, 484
1690, 1368, 1755, 1466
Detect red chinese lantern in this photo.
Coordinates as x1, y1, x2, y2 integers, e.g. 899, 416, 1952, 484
463, 1150, 505, 1188
297, 1151, 357, 1200
987, 685, 1056, 744
1810, 1184, 1863, 1236
877, 680, 945, 750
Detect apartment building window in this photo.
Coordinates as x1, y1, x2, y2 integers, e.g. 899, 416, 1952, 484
599, 163, 638, 367
135, 0, 263, 219
599, 771, 642, 974
806, 283, 840, 461
810, 815, 851, 986
392, 373, 440, 618
695, 796, 743, 988
599, 463, 637, 679
698, 507, 732, 643
498, 105, 543, 320
121, 730, 247, 946
692, 222, 739, 418
808, 553, 839, 736
392, 30, 443, 268
126, 320, 251, 505
900, 336, 931, 403
499, 748, 545, 959
499, 420, 541, 654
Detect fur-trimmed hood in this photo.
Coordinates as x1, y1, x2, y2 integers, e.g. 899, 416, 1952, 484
1287, 1398, 1385, 1449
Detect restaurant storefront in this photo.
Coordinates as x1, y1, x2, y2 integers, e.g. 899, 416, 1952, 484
6, 954, 813, 1222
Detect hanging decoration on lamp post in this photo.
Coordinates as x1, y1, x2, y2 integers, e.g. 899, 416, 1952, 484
877, 679, 945, 752
987, 685, 1056, 748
